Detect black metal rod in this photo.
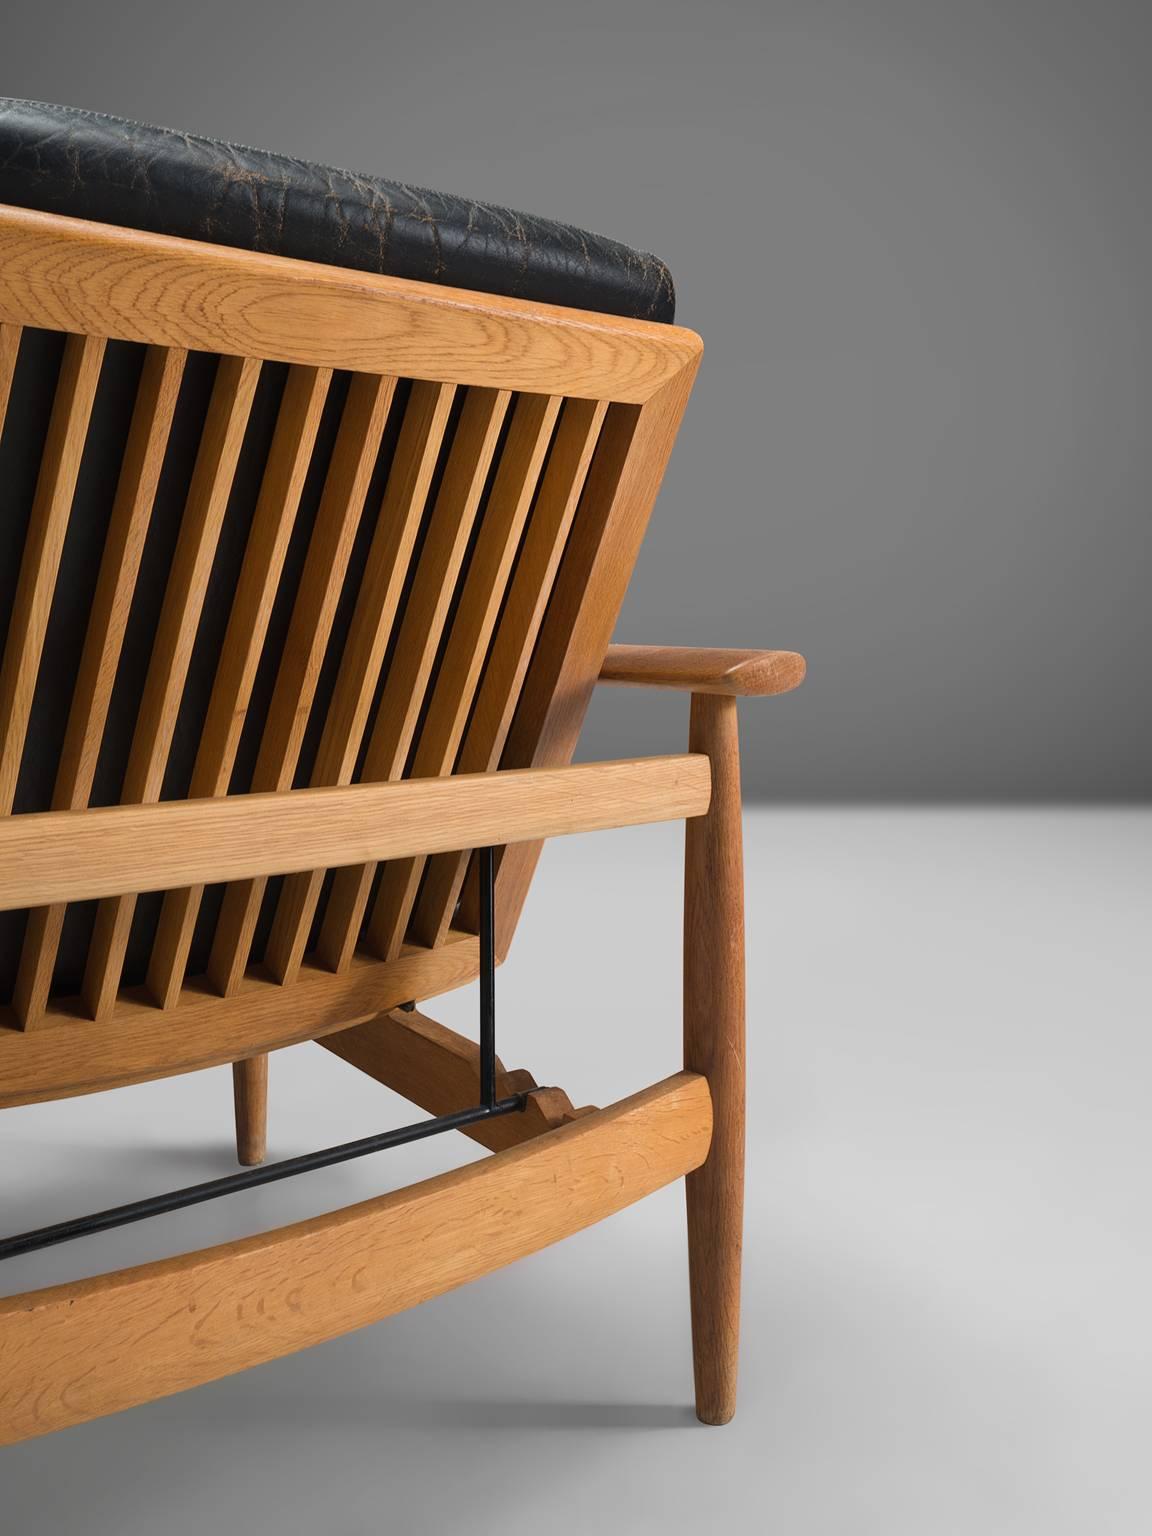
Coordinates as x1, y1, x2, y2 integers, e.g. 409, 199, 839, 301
478, 845, 497, 1110
0, 1095, 527, 1263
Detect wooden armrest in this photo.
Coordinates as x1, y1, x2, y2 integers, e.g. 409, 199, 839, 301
598, 644, 806, 697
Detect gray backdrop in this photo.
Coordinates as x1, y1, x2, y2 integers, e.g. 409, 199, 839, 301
5, 0, 1149, 798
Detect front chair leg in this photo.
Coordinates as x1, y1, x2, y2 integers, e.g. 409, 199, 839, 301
684, 693, 746, 1425
232, 1055, 269, 1166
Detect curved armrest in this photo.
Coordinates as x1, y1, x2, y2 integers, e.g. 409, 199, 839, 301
598, 644, 806, 697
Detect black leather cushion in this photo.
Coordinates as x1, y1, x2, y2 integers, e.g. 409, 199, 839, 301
0, 98, 675, 323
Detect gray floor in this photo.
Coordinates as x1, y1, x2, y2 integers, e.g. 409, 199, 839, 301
2, 809, 1149, 1535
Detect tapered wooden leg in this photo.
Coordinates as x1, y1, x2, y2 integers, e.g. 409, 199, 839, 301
684, 693, 745, 1425
232, 1054, 268, 1166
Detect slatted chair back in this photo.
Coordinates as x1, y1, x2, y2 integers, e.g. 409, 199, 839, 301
0, 203, 700, 1105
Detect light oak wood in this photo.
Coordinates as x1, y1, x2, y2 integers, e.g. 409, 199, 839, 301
0, 755, 709, 910
0, 332, 107, 814
82, 353, 262, 1020
0, 202, 738, 1437
232, 1055, 269, 1166
322, 392, 563, 971
684, 693, 746, 1425
0, 204, 700, 404
0, 1073, 712, 1444
465, 363, 699, 953
13, 345, 187, 1027
0, 936, 482, 1107
0, 321, 21, 429
146, 363, 333, 1009
320, 1006, 594, 1153
262, 377, 469, 984
601, 644, 807, 697
412, 396, 608, 947
206, 370, 397, 997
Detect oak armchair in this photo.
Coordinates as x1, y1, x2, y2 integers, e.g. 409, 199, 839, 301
0, 99, 805, 1441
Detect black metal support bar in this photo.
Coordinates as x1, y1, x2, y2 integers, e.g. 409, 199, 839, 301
1, 846, 515, 1266
0, 1094, 528, 1263
478, 844, 497, 1110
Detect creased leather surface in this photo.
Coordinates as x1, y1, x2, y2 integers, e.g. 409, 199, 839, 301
0, 98, 675, 322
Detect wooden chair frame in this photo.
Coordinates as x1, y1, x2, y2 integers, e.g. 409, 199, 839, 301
0, 203, 805, 1441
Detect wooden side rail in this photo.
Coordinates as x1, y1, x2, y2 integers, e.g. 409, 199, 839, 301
0, 754, 710, 912
599, 644, 806, 697
0, 1072, 712, 1445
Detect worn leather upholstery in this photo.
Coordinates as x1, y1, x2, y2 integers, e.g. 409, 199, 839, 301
0, 98, 675, 322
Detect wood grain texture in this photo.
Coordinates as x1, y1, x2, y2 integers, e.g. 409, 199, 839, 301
356, 392, 563, 966
232, 1055, 268, 1166
0, 936, 482, 1108
412, 395, 608, 947
12, 345, 187, 1028
206, 370, 397, 997
320, 1006, 594, 1153
464, 362, 700, 953
82, 353, 262, 1020
683, 693, 745, 1426
0, 1072, 712, 1444
0, 332, 107, 813
0, 321, 21, 428
262, 378, 467, 985
600, 644, 807, 697
146, 363, 333, 1009
0, 204, 701, 404
0, 755, 710, 910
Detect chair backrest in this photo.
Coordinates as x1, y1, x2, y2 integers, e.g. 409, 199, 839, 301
0, 204, 700, 1104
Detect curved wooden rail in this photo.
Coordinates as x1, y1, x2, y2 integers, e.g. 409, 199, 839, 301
0, 1072, 711, 1444
0, 204, 701, 405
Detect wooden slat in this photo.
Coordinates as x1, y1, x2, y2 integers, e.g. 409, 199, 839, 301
205, 371, 397, 998
145, 364, 333, 1008
262, 378, 466, 984
12, 346, 187, 1028
0, 936, 483, 1108
319, 392, 562, 972
320, 1006, 594, 1153
0, 1073, 712, 1444
364, 392, 565, 962
0, 756, 710, 910
0, 204, 700, 404
468, 365, 699, 955
0, 321, 21, 427
80, 353, 262, 1020
412, 396, 607, 947
0, 332, 107, 813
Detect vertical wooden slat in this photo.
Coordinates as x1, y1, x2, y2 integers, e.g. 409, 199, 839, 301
479, 364, 699, 957
81, 353, 262, 1021
145, 364, 333, 1009
205, 370, 397, 998
12, 346, 187, 1027
317, 391, 562, 972
265, 381, 507, 986
0, 333, 107, 814
0, 323, 22, 428
410, 397, 607, 948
